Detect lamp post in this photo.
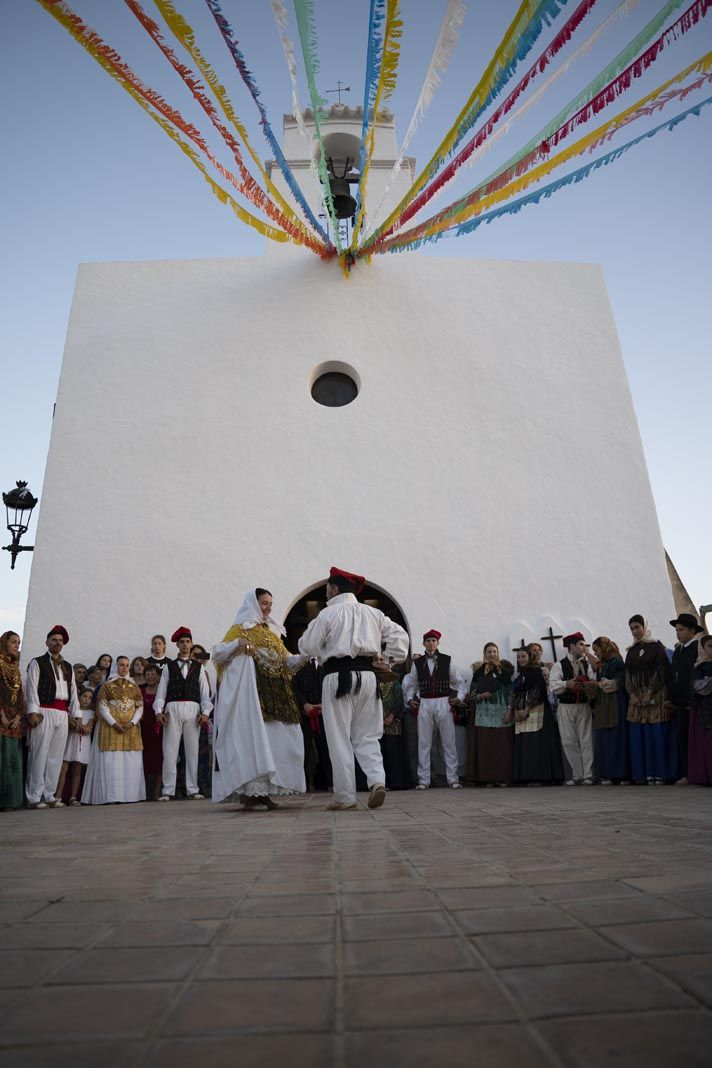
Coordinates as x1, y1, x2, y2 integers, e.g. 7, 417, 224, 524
2, 481, 38, 570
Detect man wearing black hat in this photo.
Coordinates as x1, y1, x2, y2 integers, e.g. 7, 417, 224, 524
25, 626, 80, 808
668, 613, 704, 784
298, 567, 409, 811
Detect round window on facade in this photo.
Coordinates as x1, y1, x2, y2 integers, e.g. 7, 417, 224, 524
310, 362, 360, 407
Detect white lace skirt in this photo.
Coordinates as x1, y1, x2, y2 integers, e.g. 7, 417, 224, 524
221, 721, 305, 801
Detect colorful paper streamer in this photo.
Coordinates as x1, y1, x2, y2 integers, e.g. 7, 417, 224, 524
351, 0, 403, 249
121, 0, 325, 253
373, 51, 712, 254
364, 0, 467, 239
203, 0, 332, 248
364, 0, 576, 249
382, 94, 712, 253
36, 0, 296, 246
293, 0, 343, 252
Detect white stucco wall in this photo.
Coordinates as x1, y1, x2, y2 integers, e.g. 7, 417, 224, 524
22, 252, 674, 672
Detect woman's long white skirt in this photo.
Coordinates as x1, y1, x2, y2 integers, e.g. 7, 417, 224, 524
83, 749, 146, 804
216, 721, 305, 802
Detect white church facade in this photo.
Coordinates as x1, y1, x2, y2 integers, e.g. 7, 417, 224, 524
22, 105, 674, 669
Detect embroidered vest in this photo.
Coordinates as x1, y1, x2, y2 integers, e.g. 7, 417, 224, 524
165, 659, 202, 703
416, 653, 453, 699
35, 653, 73, 706
558, 656, 590, 704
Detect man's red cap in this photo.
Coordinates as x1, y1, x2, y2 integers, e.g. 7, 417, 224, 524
171, 627, 193, 643
46, 625, 69, 644
423, 629, 442, 643
328, 567, 366, 595
563, 631, 585, 648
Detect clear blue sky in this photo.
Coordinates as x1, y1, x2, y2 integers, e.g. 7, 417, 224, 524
1, 0, 710, 635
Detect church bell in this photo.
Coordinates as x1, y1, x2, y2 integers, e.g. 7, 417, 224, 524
326, 157, 358, 220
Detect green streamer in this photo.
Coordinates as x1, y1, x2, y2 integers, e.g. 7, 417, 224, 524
293, 0, 343, 252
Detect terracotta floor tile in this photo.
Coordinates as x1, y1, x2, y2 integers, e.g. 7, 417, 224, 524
343, 937, 476, 975
344, 972, 516, 1028
537, 1010, 712, 1067
163, 979, 334, 1034
345, 1024, 552, 1068
199, 942, 335, 979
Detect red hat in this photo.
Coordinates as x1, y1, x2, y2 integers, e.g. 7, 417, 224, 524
423, 629, 442, 643
46, 625, 69, 644
328, 567, 366, 595
563, 632, 585, 648
171, 626, 193, 643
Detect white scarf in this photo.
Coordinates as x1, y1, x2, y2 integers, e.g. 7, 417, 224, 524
233, 589, 286, 637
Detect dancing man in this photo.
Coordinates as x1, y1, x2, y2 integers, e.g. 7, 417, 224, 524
299, 567, 409, 812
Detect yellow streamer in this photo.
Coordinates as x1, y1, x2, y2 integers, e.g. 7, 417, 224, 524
384, 51, 712, 250
36, 0, 291, 244
152, 0, 310, 240
363, 0, 548, 249
350, 0, 403, 250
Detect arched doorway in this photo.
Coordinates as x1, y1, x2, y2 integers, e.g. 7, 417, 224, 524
283, 579, 410, 654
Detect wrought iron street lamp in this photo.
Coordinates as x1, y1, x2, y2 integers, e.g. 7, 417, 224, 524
2, 481, 38, 570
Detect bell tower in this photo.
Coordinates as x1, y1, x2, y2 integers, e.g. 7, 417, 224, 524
267, 104, 415, 247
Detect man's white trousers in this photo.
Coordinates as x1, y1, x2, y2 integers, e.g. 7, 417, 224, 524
26, 708, 69, 804
557, 703, 594, 780
321, 672, 385, 805
162, 701, 201, 796
417, 697, 459, 786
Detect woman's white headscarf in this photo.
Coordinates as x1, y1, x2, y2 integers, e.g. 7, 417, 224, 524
626, 616, 656, 649
233, 589, 286, 636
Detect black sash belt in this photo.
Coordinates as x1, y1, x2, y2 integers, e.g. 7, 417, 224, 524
323, 656, 375, 699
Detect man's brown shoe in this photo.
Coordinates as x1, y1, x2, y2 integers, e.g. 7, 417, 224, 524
367, 783, 387, 810
327, 801, 357, 811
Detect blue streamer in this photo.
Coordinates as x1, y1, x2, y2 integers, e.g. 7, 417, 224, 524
383, 94, 712, 254
354, 0, 388, 228
204, 0, 332, 248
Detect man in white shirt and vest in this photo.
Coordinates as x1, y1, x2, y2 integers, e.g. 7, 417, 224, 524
25, 625, 80, 808
550, 631, 596, 785
154, 626, 213, 801
299, 567, 409, 812
403, 629, 466, 790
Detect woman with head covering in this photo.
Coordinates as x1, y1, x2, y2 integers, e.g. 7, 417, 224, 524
624, 614, 677, 784
588, 637, 631, 784
509, 646, 564, 785
467, 643, 514, 786
689, 633, 712, 786
211, 588, 307, 809
0, 631, 26, 809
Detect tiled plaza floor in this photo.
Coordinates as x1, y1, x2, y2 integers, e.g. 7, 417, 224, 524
1, 786, 712, 1067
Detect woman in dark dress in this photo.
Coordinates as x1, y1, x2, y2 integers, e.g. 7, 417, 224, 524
468, 643, 514, 786
510, 647, 564, 784
140, 663, 163, 800
589, 636, 630, 784
625, 615, 677, 784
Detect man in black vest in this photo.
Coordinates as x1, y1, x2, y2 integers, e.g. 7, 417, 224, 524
25, 625, 80, 808
668, 613, 704, 784
550, 632, 595, 785
153, 626, 213, 801
403, 629, 466, 790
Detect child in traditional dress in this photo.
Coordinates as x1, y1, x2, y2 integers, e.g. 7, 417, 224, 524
56, 687, 95, 805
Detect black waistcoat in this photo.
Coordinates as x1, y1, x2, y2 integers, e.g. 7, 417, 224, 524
35, 652, 73, 706
416, 653, 453, 699
558, 656, 591, 704
670, 641, 699, 708
165, 659, 202, 703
